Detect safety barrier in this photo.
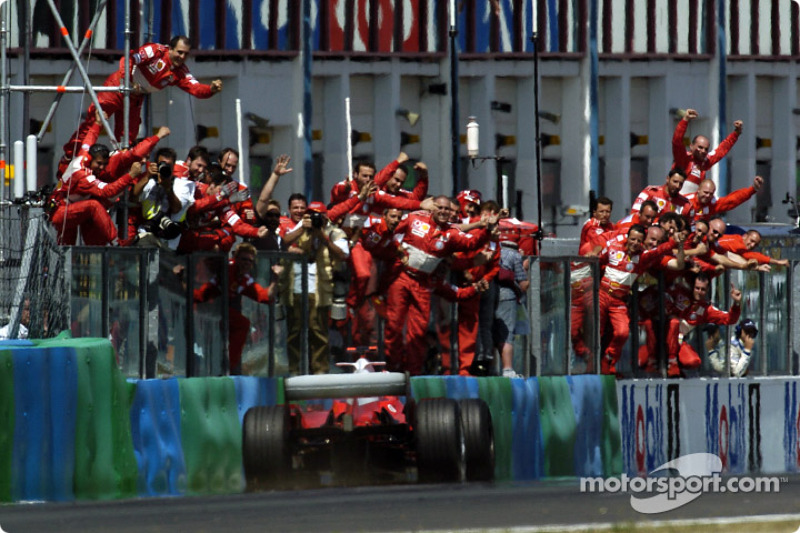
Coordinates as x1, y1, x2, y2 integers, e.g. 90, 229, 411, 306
618, 377, 800, 476
0, 337, 620, 502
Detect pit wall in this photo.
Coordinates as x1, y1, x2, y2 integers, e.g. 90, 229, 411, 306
0, 338, 622, 502
618, 379, 800, 477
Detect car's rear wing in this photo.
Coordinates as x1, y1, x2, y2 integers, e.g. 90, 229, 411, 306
284, 372, 408, 401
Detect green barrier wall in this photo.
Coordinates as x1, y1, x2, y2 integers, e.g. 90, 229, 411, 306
538, 377, 577, 476
178, 378, 243, 494
0, 349, 15, 502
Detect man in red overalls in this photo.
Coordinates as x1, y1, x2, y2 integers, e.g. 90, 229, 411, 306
665, 274, 742, 377
671, 108, 742, 195
597, 224, 683, 375
384, 196, 494, 375
49, 120, 146, 245
64, 36, 222, 148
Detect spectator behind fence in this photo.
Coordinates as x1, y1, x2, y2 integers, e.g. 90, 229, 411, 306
0, 298, 30, 341
495, 225, 529, 377
708, 318, 758, 377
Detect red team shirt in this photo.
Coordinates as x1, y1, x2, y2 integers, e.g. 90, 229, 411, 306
671, 118, 740, 192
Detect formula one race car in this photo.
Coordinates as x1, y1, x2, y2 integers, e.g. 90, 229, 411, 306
242, 359, 495, 489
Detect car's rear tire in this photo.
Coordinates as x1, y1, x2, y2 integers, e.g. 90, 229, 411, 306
242, 405, 290, 490
458, 398, 495, 481
415, 398, 464, 483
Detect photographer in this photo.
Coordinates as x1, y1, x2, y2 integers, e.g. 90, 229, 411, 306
708, 318, 758, 377
278, 198, 349, 375
128, 147, 183, 246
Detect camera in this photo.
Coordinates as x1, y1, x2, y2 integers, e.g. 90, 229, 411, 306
310, 211, 324, 229
158, 162, 173, 181
142, 212, 182, 240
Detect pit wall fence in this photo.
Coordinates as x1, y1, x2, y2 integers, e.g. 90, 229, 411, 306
0, 337, 620, 502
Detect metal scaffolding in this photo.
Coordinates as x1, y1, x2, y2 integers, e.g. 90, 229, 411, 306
0, 0, 134, 203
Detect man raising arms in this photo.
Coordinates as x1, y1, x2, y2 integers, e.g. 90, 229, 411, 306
672, 108, 742, 195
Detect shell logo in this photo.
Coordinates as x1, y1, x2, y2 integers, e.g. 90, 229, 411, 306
412, 220, 430, 233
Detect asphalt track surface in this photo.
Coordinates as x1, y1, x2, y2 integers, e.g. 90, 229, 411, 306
2, 476, 800, 533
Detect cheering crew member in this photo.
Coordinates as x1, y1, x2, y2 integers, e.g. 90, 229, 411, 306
65, 36, 221, 147
686, 176, 762, 223
616, 200, 658, 234
665, 274, 742, 377
456, 189, 482, 221
176, 165, 264, 254
631, 169, 695, 224
380, 161, 428, 200
49, 120, 145, 245
384, 196, 495, 375
580, 197, 615, 248
597, 224, 684, 375
716, 230, 789, 269
671, 108, 742, 195
330, 159, 428, 322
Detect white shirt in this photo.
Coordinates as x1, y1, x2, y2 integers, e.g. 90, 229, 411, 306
0, 323, 29, 340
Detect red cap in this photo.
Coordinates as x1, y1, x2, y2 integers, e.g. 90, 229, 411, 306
456, 189, 482, 206
456, 189, 482, 217
307, 201, 327, 214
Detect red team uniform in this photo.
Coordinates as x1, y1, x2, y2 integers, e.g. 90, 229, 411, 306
80, 43, 215, 144
685, 186, 757, 223
597, 237, 676, 374
671, 118, 740, 194
193, 258, 273, 374
384, 210, 489, 375
631, 185, 695, 223
49, 123, 139, 245
665, 292, 740, 376
715, 234, 772, 265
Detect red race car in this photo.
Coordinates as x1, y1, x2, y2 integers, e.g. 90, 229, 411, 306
242, 359, 495, 489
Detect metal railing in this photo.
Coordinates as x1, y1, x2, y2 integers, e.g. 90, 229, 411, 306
60, 238, 799, 379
